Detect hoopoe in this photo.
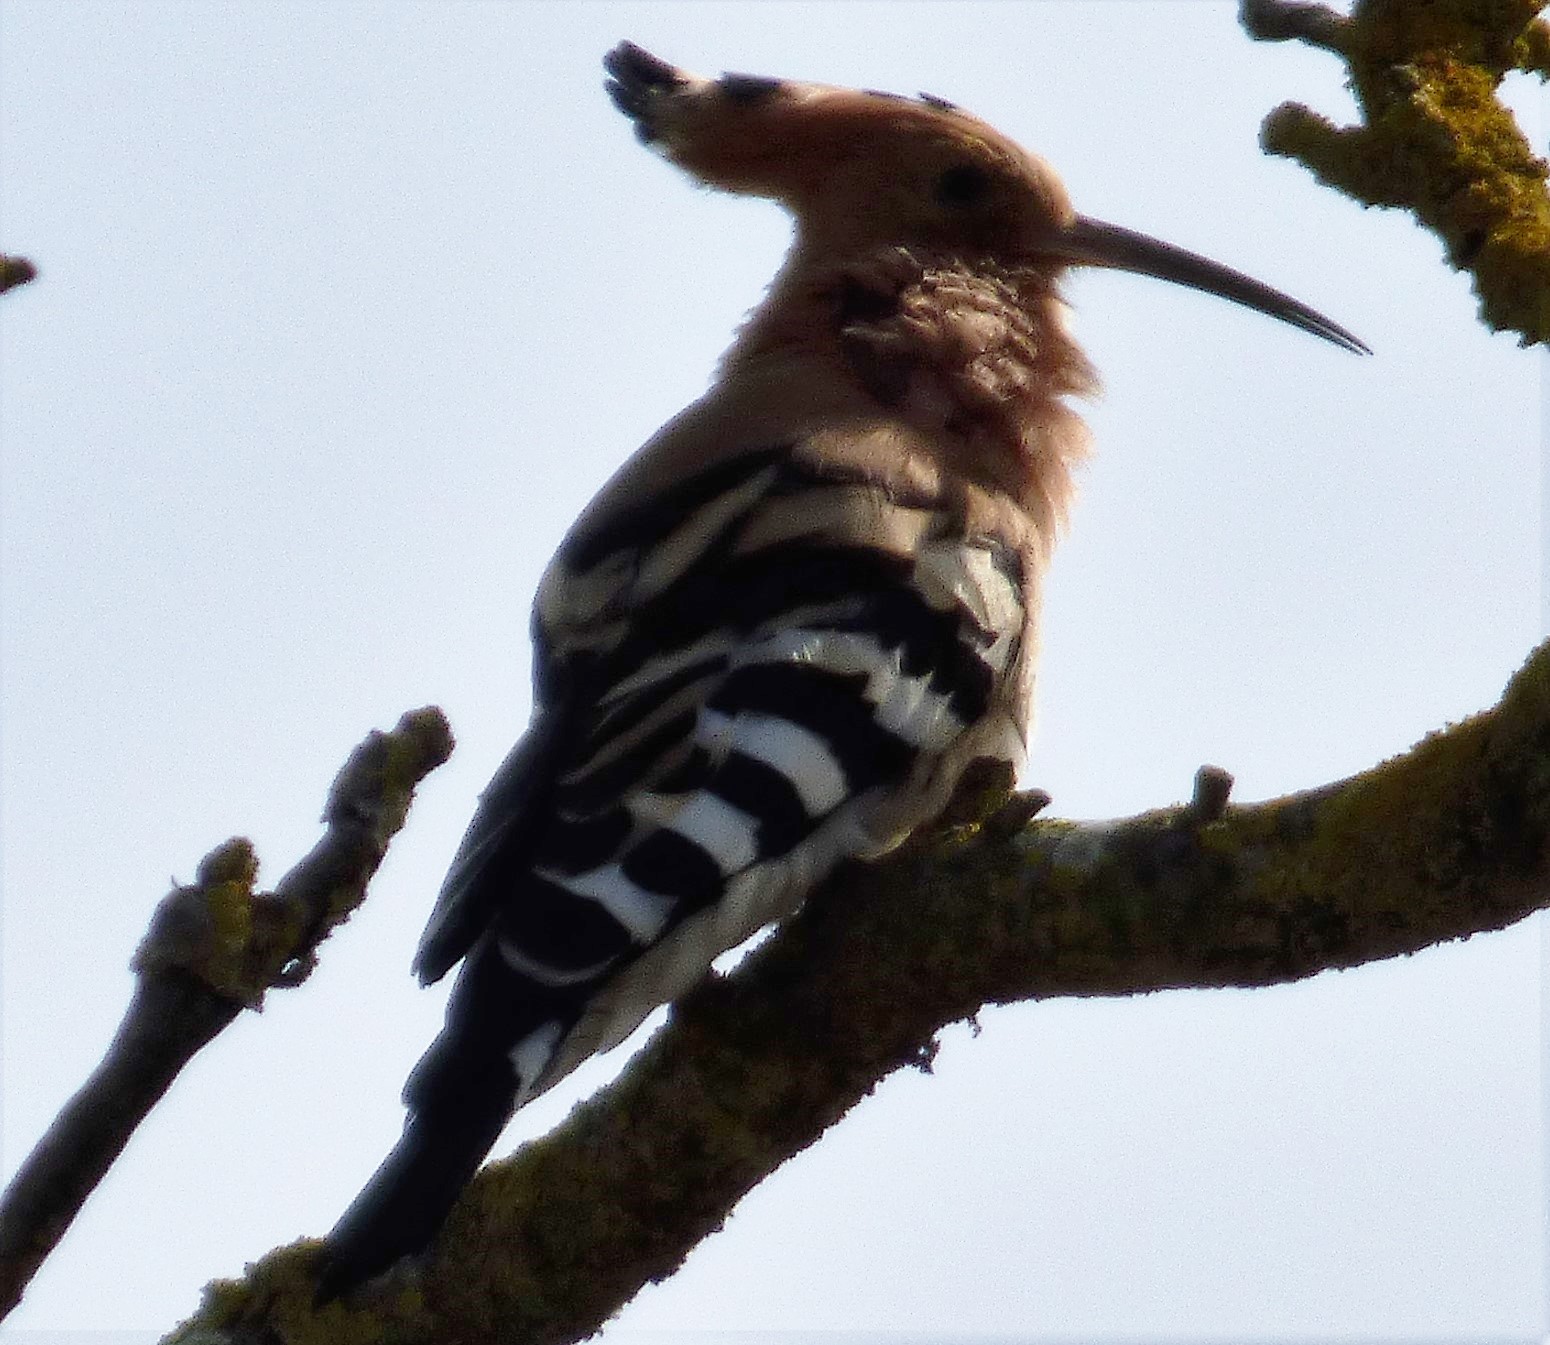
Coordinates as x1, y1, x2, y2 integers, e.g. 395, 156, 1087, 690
316, 42, 1365, 1301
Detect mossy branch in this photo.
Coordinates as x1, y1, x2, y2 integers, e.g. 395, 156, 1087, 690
0, 708, 454, 1321
1241, 0, 1550, 344
171, 637, 1550, 1345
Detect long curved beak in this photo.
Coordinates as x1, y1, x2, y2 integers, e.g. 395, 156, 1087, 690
1059, 216, 1370, 355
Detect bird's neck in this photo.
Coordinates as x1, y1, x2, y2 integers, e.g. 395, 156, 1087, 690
719, 242, 1097, 542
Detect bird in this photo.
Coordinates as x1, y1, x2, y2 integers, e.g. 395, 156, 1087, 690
314, 41, 1366, 1303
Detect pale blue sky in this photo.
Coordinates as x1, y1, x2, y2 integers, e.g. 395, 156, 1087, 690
0, 3, 1544, 1339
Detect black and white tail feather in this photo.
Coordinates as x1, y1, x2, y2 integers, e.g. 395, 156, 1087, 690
314, 448, 1029, 1300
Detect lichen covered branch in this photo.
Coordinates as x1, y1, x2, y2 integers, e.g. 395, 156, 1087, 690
1242, 0, 1550, 344
0, 708, 453, 1320
176, 639, 1550, 1345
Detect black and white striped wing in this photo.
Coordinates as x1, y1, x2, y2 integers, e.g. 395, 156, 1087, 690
415, 449, 1029, 1106
412, 697, 575, 987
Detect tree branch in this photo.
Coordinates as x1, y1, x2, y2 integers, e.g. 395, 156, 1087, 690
0, 255, 36, 294
1241, 0, 1550, 345
169, 637, 1550, 1345
0, 708, 454, 1320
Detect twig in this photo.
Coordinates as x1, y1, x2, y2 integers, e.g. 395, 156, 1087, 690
0, 708, 453, 1319
1187, 763, 1235, 823
0, 256, 36, 295
1240, 0, 1347, 52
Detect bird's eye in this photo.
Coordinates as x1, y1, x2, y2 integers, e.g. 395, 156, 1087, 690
933, 164, 990, 207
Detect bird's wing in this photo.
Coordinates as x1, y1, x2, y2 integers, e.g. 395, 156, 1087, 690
410, 443, 792, 988
412, 697, 574, 986
416, 440, 1031, 1100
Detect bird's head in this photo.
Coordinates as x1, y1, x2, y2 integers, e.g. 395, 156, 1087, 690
603, 42, 1367, 355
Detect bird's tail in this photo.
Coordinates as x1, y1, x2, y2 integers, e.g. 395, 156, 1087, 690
313, 1077, 514, 1304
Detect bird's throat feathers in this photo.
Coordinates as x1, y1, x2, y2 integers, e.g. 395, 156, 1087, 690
720, 243, 1097, 545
